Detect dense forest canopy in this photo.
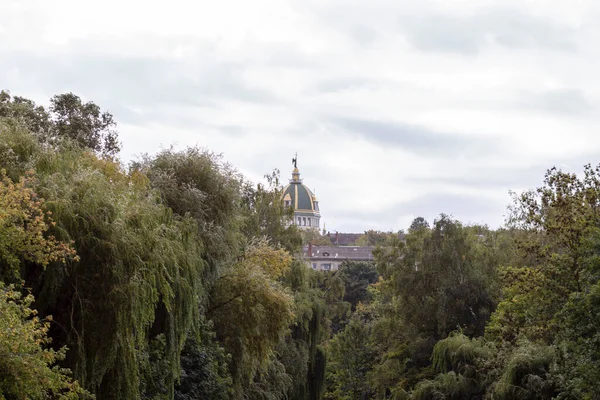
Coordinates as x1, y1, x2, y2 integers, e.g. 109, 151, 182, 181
1, 90, 600, 400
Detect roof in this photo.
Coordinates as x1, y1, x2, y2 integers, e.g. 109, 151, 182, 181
281, 168, 319, 214
303, 245, 375, 261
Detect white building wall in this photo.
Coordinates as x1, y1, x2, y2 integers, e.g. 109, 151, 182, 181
306, 260, 343, 271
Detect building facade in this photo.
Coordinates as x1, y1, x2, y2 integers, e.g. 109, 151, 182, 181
303, 243, 375, 271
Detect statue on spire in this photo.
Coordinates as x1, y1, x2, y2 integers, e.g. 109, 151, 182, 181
292, 153, 298, 169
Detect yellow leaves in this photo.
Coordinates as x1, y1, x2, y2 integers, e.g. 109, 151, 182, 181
240, 237, 292, 279
0, 282, 90, 399
209, 240, 296, 387
0, 170, 78, 278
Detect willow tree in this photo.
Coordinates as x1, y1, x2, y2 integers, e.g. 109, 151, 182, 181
0, 118, 209, 399
34, 151, 205, 399
0, 283, 90, 399
0, 166, 87, 399
208, 239, 295, 398
139, 146, 244, 285
0, 170, 77, 283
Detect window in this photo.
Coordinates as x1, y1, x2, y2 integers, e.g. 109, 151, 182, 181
321, 263, 331, 271
303, 217, 306, 226
314, 202, 319, 211
284, 200, 291, 207
312, 263, 317, 270
308, 218, 311, 226
297, 217, 301, 225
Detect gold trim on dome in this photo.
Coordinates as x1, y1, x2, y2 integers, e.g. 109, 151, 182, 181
283, 193, 291, 201
294, 185, 298, 208
295, 208, 320, 213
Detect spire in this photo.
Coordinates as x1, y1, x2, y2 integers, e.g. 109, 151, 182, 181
290, 153, 301, 183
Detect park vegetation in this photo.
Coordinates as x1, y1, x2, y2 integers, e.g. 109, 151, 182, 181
1, 89, 599, 399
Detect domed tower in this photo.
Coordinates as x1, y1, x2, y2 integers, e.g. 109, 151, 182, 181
282, 155, 321, 230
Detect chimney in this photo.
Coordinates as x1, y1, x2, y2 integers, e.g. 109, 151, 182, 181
335, 231, 339, 245
308, 242, 313, 258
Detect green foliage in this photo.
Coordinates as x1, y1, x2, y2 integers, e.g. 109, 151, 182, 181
14, 89, 600, 400
1, 90, 120, 157
0, 283, 90, 399
337, 261, 378, 311
242, 169, 303, 253
280, 262, 330, 400
0, 90, 323, 400
0, 169, 77, 282
140, 146, 244, 282
49, 93, 121, 157
0, 125, 207, 399
325, 312, 375, 400
494, 164, 600, 343
409, 216, 430, 232
411, 372, 472, 400
490, 342, 556, 400
209, 240, 295, 397
369, 215, 500, 392
247, 357, 293, 400
432, 332, 490, 374
0, 90, 51, 137
175, 318, 233, 400
35, 152, 204, 399
355, 229, 401, 246
301, 228, 331, 246
0, 117, 42, 180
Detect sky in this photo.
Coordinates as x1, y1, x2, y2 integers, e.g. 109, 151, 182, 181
2, 0, 600, 233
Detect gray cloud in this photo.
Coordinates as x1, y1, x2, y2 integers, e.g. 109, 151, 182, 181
405, 164, 548, 191
399, 7, 577, 54
313, 78, 378, 94
328, 116, 505, 156
518, 88, 593, 116
1, 0, 599, 234
347, 25, 379, 47
0, 48, 278, 126
331, 192, 506, 229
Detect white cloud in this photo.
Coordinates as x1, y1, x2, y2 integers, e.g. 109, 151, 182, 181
2, 0, 600, 232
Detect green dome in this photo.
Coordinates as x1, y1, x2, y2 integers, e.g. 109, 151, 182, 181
281, 167, 320, 214
282, 182, 318, 212
281, 162, 320, 229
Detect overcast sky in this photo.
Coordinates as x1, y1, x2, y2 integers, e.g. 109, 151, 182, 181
2, 0, 599, 232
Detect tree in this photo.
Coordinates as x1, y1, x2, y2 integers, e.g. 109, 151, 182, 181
363, 215, 501, 394
337, 261, 378, 311
0, 283, 90, 399
1, 90, 121, 157
140, 146, 244, 282
50, 93, 121, 157
325, 312, 375, 400
1, 142, 206, 399
355, 230, 401, 247
0, 90, 51, 137
0, 166, 86, 399
300, 228, 331, 246
487, 164, 600, 344
242, 169, 302, 253
174, 317, 233, 400
208, 239, 295, 398
409, 216, 430, 232
0, 170, 77, 283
